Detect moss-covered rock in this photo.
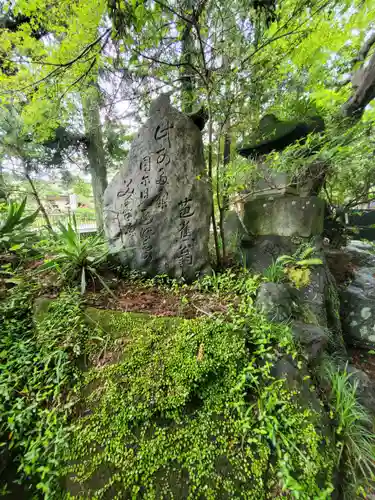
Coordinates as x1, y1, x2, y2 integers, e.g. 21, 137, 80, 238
53, 304, 337, 499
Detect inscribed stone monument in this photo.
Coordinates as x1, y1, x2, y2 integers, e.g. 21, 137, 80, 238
104, 94, 211, 280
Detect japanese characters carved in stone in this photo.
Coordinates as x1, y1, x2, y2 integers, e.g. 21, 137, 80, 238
103, 94, 211, 280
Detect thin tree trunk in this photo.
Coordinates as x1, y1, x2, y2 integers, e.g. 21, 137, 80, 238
208, 114, 221, 267
81, 82, 107, 232
180, 0, 194, 113
24, 169, 53, 232
341, 42, 375, 120
219, 130, 231, 263
218, 55, 231, 263
0, 161, 6, 201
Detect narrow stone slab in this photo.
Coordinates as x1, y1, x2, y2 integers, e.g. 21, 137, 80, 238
104, 94, 211, 280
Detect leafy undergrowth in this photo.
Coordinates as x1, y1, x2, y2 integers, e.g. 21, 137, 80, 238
85, 269, 262, 318
0, 287, 103, 497
1, 270, 373, 499
64, 297, 336, 499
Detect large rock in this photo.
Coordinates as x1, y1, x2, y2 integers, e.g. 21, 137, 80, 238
104, 95, 211, 280
241, 234, 296, 273
345, 240, 375, 267
341, 278, 375, 348
291, 322, 329, 362
256, 282, 298, 322
243, 196, 324, 237
340, 241, 375, 348
300, 245, 345, 353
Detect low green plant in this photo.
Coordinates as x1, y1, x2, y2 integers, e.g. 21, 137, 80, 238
324, 361, 375, 498
144, 273, 186, 293
41, 218, 111, 294
263, 259, 285, 283
194, 268, 261, 297
276, 246, 322, 289
0, 287, 101, 496
0, 198, 39, 251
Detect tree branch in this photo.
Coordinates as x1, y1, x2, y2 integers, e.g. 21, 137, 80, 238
14, 29, 112, 92
153, 0, 193, 24
353, 32, 375, 63
342, 50, 375, 120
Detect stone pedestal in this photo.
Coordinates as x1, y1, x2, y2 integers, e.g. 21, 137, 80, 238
243, 196, 325, 238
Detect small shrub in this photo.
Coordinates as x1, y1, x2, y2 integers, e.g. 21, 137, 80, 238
324, 361, 375, 498
277, 246, 322, 289
41, 218, 111, 294
0, 198, 39, 252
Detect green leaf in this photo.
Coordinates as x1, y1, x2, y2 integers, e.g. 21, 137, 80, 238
297, 258, 322, 267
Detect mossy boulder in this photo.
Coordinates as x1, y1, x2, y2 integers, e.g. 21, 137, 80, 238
31, 302, 337, 498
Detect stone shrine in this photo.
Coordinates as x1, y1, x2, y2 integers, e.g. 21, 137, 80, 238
233, 113, 326, 271
104, 94, 211, 280
237, 114, 326, 203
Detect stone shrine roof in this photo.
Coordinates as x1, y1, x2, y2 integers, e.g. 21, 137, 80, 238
237, 114, 324, 159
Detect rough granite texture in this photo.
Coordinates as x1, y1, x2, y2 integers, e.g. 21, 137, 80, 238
243, 196, 324, 237
339, 240, 375, 348
103, 94, 211, 281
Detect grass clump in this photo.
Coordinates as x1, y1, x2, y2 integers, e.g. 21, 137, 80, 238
324, 361, 375, 498
40, 217, 111, 294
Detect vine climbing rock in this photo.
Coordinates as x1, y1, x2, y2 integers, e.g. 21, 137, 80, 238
103, 94, 211, 280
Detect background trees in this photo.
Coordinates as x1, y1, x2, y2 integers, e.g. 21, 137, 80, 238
0, 0, 374, 254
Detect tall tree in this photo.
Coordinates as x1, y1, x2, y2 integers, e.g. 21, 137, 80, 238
81, 81, 107, 231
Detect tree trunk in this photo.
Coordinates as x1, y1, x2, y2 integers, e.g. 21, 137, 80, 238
0, 161, 6, 201
24, 168, 53, 232
180, 0, 194, 113
341, 46, 375, 120
81, 82, 107, 232
208, 114, 221, 267
219, 131, 231, 262
218, 54, 231, 263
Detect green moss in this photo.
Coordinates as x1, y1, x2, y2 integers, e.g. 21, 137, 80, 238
84, 307, 182, 340
300, 304, 320, 326
63, 304, 335, 499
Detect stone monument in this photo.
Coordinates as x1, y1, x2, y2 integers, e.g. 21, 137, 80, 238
104, 94, 211, 280
234, 113, 326, 271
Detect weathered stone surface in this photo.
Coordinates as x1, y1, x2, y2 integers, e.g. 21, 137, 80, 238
325, 248, 353, 286
241, 234, 296, 273
256, 282, 298, 322
104, 95, 211, 280
291, 322, 329, 362
243, 196, 325, 237
340, 241, 375, 348
271, 356, 322, 414
223, 210, 248, 256
300, 245, 345, 353
341, 279, 375, 348
349, 366, 375, 414
346, 239, 375, 267
244, 164, 297, 198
